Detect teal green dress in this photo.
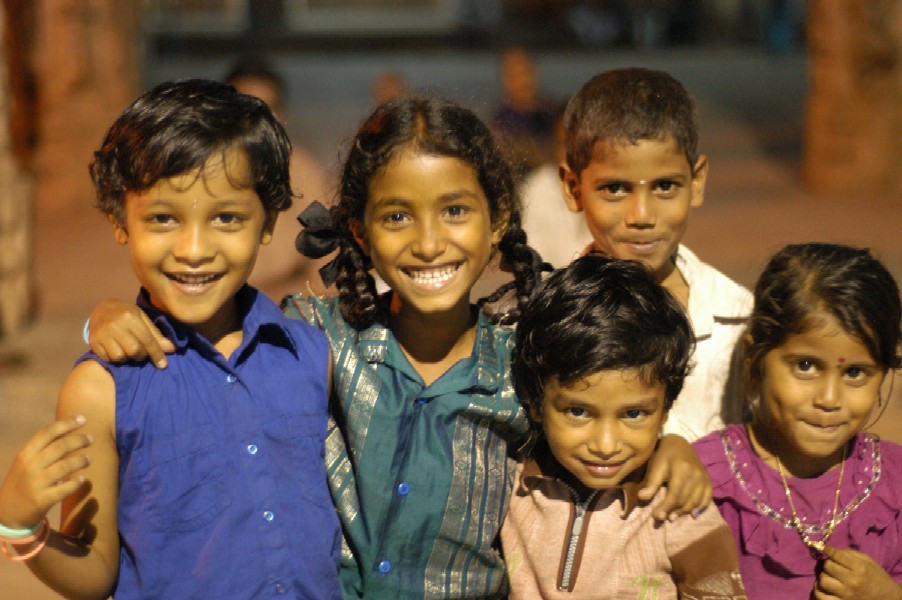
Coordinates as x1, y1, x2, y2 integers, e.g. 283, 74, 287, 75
282, 295, 529, 599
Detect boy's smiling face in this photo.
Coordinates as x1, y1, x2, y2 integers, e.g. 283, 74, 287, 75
113, 149, 275, 342
561, 135, 706, 291
535, 369, 667, 491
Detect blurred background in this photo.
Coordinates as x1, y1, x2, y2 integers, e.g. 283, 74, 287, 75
1, 2, 902, 597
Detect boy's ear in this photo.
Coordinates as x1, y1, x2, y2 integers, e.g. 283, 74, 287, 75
260, 210, 278, 246
690, 154, 708, 209
350, 220, 370, 256
109, 213, 128, 245
559, 163, 583, 213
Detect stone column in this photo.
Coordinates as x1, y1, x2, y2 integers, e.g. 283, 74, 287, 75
0, 1, 36, 335
32, 0, 140, 215
804, 0, 902, 195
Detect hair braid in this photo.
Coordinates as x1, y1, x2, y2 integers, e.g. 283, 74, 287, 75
334, 243, 380, 329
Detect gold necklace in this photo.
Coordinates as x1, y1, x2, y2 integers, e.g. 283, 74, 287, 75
776, 444, 847, 552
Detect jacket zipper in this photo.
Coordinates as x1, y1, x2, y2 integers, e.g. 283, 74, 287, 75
558, 486, 600, 591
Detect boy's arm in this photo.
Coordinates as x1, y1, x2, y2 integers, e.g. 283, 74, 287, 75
89, 299, 174, 369
14, 361, 121, 599
640, 434, 712, 521
669, 510, 746, 598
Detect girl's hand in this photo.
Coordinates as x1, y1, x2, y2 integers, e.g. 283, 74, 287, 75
89, 299, 173, 368
0, 416, 92, 529
813, 545, 902, 600
639, 434, 712, 521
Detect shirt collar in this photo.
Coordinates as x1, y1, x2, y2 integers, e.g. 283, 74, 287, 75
520, 442, 644, 517
356, 298, 508, 394
136, 285, 297, 355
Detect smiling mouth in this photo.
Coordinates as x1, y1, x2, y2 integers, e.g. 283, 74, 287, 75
402, 263, 461, 288
582, 460, 624, 477
166, 272, 224, 288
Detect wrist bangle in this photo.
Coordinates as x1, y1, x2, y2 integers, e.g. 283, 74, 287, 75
83, 317, 91, 345
1, 518, 50, 561
0, 520, 42, 540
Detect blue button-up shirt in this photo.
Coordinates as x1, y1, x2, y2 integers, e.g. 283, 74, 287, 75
83, 286, 342, 599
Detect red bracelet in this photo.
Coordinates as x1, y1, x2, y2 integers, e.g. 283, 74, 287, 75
1, 518, 50, 561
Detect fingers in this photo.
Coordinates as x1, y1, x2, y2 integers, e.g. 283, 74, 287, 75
88, 304, 172, 368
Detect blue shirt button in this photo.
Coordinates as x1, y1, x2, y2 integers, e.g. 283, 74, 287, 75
416, 397, 428, 405
274, 582, 287, 594
378, 560, 391, 574
397, 482, 410, 496
226, 374, 237, 383
263, 510, 275, 522
247, 444, 258, 455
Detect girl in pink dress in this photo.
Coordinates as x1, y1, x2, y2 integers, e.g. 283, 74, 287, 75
694, 243, 902, 600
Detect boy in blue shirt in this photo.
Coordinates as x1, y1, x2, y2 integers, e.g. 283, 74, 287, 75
0, 79, 341, 599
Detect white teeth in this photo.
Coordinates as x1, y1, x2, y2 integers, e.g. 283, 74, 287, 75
406, 264, 458, 286
169, 273, 220, 285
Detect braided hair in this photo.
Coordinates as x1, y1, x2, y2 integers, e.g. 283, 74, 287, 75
331, 96, 545, 329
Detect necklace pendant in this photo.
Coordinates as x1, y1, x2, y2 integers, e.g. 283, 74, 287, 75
808, 538, 826, 552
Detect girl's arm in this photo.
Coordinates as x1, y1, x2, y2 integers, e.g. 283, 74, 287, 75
88, 299, 174, 368
639, 434, 712, 522
815, 546, 902, 600
3, 361, 121, 600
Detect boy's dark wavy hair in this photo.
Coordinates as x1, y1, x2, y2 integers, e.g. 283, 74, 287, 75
332, 95, 544, 329
743, 243, 902, 423
90, 78, 292, 226
563, 67, 700, 176
513, 255, 695, 438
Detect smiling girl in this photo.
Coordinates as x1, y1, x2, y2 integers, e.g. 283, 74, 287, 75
694, 243, 902, 600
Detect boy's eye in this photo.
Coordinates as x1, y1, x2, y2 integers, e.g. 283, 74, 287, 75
599, 183, 629, 197
622, 408, 645, 421
147, 214, 176, 227
214, 213, 243, 226
564, 407, 589, 419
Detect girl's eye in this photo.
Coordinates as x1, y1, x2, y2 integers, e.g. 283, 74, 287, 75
147, 214, 176, 227
792, 359, 819, 379
381, 211, 410, 227
214, 213, 242, 226
565, 407, 588, 419
843, 366, 872, 384
444, 205, 469, 220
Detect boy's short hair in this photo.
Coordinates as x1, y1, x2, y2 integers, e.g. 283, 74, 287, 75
90, 78, 292, 225
562, 67, 699, 176
512, 255, 695, 427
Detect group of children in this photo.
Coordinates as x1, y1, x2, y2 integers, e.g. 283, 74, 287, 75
0, 64, 899, 600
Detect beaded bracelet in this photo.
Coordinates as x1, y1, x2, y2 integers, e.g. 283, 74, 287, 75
0, 520, 42, 540
1, 518, 50, 561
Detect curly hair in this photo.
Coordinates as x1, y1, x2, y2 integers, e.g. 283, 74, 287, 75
742, 243, 902, 423
562, 67, 700, 176
512, 255, 695, 437
331, 95, 544, 329
90, 78, 292, 226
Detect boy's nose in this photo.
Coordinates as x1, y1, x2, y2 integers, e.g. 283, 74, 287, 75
624, 192, 655, 227
174, 224, 214, 263
587, 422, 620, 457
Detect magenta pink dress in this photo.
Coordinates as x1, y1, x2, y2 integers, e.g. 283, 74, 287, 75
694, 424, 902, 599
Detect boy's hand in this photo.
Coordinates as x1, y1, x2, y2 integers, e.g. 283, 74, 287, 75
89, 299, 173, 368
0, 416, 92, 529
639, 434, 712, 521
813, 546, 902, 600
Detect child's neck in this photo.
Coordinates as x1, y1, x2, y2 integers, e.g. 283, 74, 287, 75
747, 423, 847, 479
659, 261, 690, 312
389, 296, 477, 386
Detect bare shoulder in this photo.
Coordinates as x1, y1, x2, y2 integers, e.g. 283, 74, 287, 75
56, 360, 115, 429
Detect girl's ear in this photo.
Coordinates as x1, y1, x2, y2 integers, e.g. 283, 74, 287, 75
491, 204, 511, 246
350, 220, 370, 256
260, 210, 278, 246
109, 214, 128, 245
559, 163, 583, 213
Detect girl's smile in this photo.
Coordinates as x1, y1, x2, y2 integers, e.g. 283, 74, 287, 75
358, 150, 501, 320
